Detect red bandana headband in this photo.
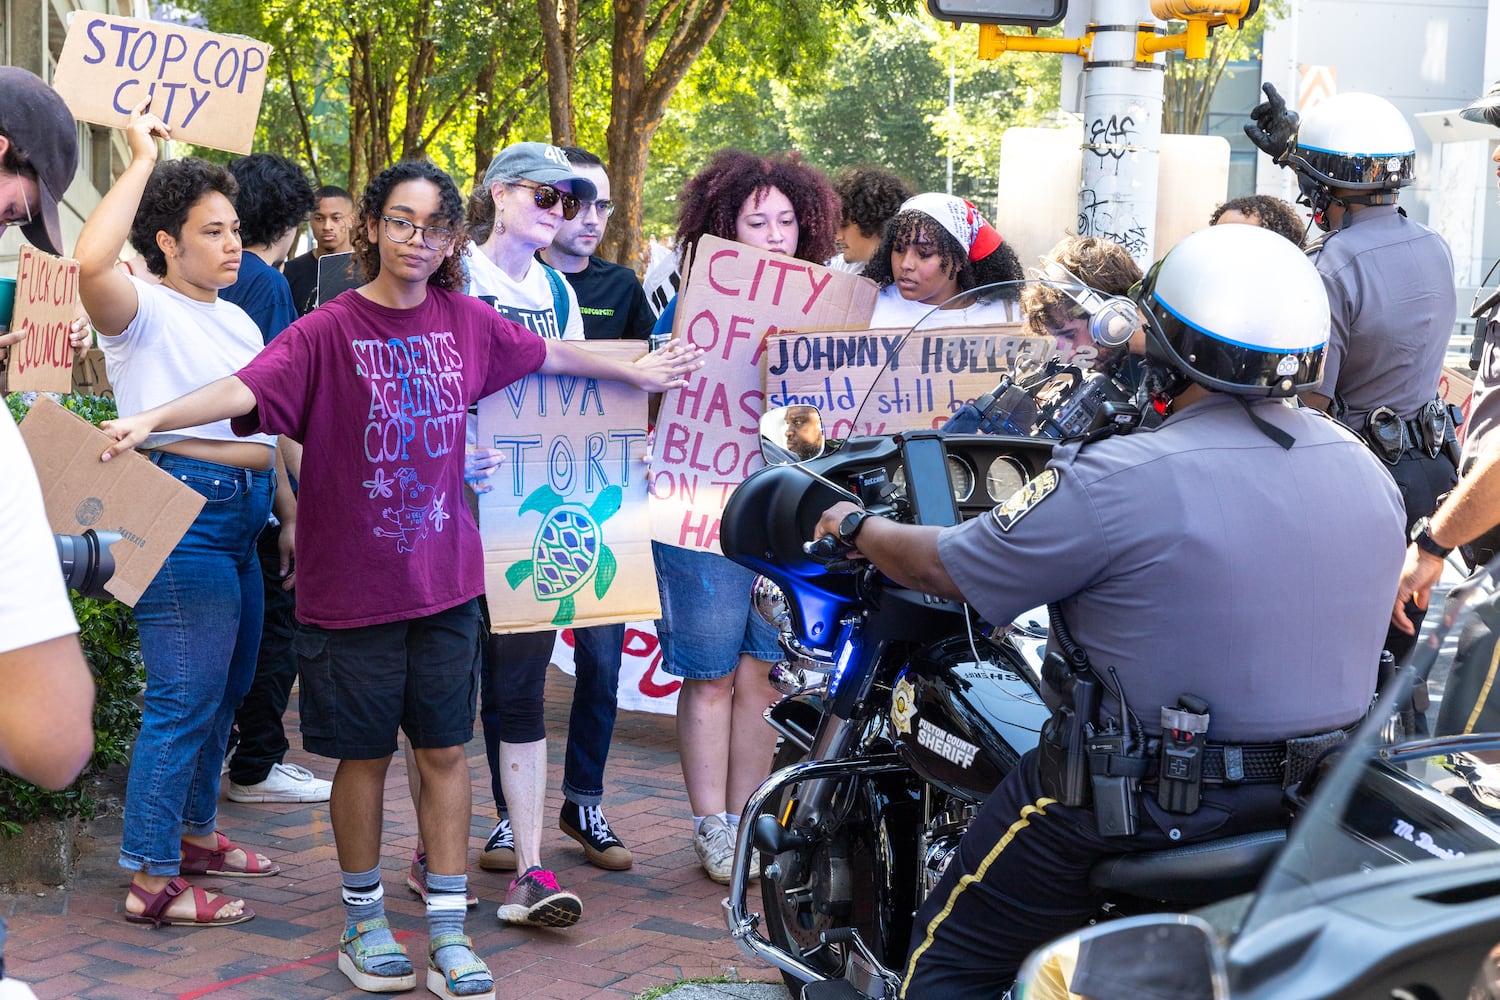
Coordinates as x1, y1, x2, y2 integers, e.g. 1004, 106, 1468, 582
901, 192, 1004, 262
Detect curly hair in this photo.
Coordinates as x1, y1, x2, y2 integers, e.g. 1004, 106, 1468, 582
1022, 236, 1144, 337
1210, 195, 1308, 248
128, 157, 239, 278
352, 160, 469, 292
227, 153, 316, 247
862, 210, 1025, 298
833, 166, 912, 239
673, 149, 839, 269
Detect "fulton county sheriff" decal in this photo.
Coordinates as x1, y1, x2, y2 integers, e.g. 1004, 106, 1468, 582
991, 468, 1058, 532
917, 718, 979, 768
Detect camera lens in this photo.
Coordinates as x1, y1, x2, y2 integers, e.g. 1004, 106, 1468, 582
53, 529, 120, 599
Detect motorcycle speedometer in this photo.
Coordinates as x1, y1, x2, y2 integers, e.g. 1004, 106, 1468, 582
986, 456, 1028, 501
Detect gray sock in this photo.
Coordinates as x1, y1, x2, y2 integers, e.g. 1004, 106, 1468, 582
341, 869, 412, 977
427, 872, 490, 996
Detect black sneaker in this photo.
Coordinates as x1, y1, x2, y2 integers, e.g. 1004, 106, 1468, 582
479, 816, 515, 871
559, 801, 633, 870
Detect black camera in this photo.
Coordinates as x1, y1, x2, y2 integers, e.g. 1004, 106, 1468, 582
54, 529, 120, 600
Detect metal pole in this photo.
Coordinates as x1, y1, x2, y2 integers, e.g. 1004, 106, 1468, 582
1078, 0, 1164, 266
947, 51, 956, 196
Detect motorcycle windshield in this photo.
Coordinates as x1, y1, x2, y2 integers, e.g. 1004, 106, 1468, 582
1236, 564, 1500, 935
839, 279, 1139, 439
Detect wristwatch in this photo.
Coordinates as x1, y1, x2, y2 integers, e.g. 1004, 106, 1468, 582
837, 509, 871, 546
1410, 516, 1452, 558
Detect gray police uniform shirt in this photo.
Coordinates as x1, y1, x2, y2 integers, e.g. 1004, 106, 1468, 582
936, 395, 1405, 743
1464, 315, 1500, 466
1311, 204, 1456, 428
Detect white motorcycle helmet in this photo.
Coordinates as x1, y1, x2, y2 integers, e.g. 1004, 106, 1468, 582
1135, 224, 1329, 398
1287, 92, 1416, 193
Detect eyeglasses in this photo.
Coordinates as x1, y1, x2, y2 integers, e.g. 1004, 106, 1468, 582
0, 173, 34, 228
381, 215, 455, 251
579, 199, 615, 220
509, 181, 581, 220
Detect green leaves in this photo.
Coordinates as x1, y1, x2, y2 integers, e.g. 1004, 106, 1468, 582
2, 393, 141, 838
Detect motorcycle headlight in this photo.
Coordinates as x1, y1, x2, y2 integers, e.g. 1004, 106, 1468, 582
752, 575, 791, 629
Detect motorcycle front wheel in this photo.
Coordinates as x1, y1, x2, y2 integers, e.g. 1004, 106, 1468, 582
758, 740, 921, 994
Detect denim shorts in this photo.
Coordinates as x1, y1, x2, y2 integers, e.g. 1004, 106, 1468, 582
652, 541, 782, 680
295, 598, 483, 759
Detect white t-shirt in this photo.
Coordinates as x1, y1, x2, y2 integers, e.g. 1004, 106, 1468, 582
465, 246, 584, 341
0, 408, 78, 654
99, 278, 274, 450
868, 284, 1022, 330
826, 253, 866, 275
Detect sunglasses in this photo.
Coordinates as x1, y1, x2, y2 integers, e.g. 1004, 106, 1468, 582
510, 181, 581, 220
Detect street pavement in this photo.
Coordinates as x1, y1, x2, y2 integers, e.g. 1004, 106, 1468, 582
0, 562, 1467, 1000
0, 670, 780, 999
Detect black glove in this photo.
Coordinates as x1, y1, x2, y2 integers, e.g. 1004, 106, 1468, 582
1243, 82, 1299, 162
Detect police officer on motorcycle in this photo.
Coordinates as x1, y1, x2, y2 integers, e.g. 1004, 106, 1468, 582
1246, 86, 1459, 665
815, 223, 1406, 998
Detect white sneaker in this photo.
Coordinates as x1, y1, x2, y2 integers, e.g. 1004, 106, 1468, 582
227, 762, 332, 803
694, 815, 735, 884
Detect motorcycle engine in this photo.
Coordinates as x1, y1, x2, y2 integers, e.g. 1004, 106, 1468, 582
921, 809, 974, 897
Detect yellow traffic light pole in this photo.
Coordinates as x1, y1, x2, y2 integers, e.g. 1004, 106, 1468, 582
972, 0, 1255, 264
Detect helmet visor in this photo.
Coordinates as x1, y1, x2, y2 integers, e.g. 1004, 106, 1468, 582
1292, 144, 1414, 191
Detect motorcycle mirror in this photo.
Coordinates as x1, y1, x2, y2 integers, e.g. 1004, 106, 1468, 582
760, 404, 826, 465
1014, 913, 1226, 1000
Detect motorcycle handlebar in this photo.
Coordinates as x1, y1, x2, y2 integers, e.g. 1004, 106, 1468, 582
803, 534, 850, 563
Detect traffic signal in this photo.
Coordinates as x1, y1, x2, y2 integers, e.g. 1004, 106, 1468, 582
927, 0, 1067, 28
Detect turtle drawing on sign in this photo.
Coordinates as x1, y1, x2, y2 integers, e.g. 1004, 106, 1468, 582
505, 484, 622, 626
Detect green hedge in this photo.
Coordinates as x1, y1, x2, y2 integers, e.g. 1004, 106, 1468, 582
2, 393, 143, 838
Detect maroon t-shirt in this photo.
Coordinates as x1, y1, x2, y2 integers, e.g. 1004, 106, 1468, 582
233, 286, 547, 628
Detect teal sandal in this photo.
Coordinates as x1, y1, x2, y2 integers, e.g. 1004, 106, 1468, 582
426, 932, 495, 1000
338, 918, 417, 993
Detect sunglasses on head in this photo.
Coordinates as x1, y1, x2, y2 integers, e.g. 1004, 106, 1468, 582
510, 181, 581, 220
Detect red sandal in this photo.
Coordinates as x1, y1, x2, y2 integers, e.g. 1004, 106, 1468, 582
125, 876, 255, 927
180, 831, 281, 877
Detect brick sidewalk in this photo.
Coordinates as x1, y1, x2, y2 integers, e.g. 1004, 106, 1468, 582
0, 669, 778, 999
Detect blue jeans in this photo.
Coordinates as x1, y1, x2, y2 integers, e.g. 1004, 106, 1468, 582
119, 453, 274, 875
481, 623, 625, 810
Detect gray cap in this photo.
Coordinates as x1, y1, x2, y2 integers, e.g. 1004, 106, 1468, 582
1462, 81, 1500, 128
0, 68, 79, 257
481, 142, 597, 200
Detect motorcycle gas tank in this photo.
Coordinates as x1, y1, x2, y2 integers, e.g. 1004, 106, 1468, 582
891, 636, 1050, 802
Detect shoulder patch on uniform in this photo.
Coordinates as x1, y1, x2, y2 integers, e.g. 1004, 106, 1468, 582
991, 468, 1058, 532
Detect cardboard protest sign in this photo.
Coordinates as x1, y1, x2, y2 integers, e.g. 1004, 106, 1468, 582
52, 13, 270, 154
6, 247, 81, 394
763, 324, 1062, 437
72, 347, 115, 398
477, 341, 657, 633
18, 396, 204, 606
651, 236, 877, 553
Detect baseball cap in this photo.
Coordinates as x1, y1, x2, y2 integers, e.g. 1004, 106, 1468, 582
481, 142, 597, 200
1463, 81, 1500, 129
0, 68, 79, 257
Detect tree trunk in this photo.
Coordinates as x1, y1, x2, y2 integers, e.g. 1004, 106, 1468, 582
538, 0, 577, 144
598, 0, 734, 267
